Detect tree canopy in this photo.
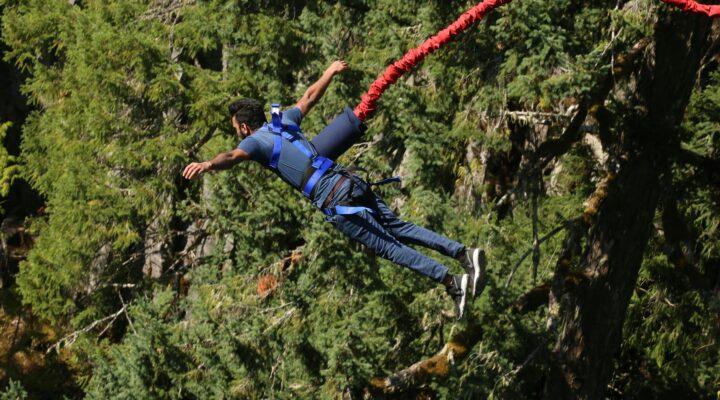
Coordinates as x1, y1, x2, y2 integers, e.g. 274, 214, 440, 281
0, 0, 718, 399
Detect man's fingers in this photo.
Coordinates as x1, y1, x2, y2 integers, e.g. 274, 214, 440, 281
188, 166, 199, 180
183, 163, 201, 180
331, 60, 349, 73
183, 164, 195, 179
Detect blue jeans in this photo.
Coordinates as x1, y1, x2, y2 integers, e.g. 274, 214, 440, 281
326, 177, 465, 282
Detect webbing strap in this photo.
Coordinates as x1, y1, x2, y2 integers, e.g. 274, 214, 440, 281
266, 104, 333, 199
270, 134, 282, 168
270, 122, 301, 134
266, 123, 312, 168
270, 103, 283, 133
267, 104, 376, 215
322, 205, 374, 217
371, 176, 402, 186
281, 130, 314, 158
303, 157, 334, 197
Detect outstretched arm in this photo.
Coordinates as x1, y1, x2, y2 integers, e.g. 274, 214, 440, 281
295, 60, 348, 116
182, 149, 249, 179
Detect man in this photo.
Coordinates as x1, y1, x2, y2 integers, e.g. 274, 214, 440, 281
183, 60, 486, 318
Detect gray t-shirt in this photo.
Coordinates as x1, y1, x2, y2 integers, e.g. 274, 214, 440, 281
237, 107, 344, 208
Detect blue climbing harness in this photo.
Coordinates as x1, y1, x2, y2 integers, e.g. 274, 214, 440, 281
266, 104, 374, 217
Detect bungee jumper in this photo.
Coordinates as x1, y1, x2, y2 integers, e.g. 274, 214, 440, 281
182, 0, 517, 320
182, 0, 720, 319
183, 61, 486, 319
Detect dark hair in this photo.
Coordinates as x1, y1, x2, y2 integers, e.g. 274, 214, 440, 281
228, 98, 267, 130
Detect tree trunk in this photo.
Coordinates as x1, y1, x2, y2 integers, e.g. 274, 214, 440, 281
544, 10, 714, 400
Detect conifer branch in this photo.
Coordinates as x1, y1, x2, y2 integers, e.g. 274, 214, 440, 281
536, 37, 651, 169
659, 191, 711, 291
676, 148, 720, 185
370, 174, 615, 394
493, 39, 648, 215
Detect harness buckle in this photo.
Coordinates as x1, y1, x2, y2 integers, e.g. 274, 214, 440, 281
271, 103, 281, 115
270, 103, 283, 133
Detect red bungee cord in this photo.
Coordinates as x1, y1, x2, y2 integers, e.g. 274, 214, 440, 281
660, 0, 720, 17
354, 0, 720, 122
353, 0, 512, 121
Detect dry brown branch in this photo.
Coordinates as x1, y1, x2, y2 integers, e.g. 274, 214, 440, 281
257, 248, 305, 299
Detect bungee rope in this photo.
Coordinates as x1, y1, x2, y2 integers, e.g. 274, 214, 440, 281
353, 0, 512, 121
661, 0, 720, 17
353, 0, 720, 122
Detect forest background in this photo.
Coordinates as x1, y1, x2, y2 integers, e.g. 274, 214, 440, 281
0, 0, 718, 399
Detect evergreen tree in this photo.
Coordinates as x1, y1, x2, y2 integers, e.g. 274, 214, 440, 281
0, 0, 717, 398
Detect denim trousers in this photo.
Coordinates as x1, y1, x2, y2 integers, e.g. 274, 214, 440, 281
326, 177, 465, 282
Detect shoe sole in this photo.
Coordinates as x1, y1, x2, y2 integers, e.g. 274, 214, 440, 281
458, 274, 468, 319
470, 248, 486, 297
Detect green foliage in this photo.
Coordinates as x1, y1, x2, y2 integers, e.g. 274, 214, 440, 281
0, 0, 717, 399
683, 69, 720, 259
0, 380, 27, 400
0, 121, 20, 198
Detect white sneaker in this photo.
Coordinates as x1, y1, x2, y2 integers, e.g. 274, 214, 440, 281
446, 274, 469, 320
460, 248, 487, 298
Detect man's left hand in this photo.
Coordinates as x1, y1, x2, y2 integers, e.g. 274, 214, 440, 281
328, 60, 349, 75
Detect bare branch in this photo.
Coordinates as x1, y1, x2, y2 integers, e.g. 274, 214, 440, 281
347, 137, 382, 165
531, 190, 540, 283
489, 338, 548, 397
117, 289, 137, 335
48, 307, 126, 353
186, 129, 218, 160
263, 307, 297, 334
505, 223, 567, 288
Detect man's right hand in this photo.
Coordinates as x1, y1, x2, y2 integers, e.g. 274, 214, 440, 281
182, 161, 211, 180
